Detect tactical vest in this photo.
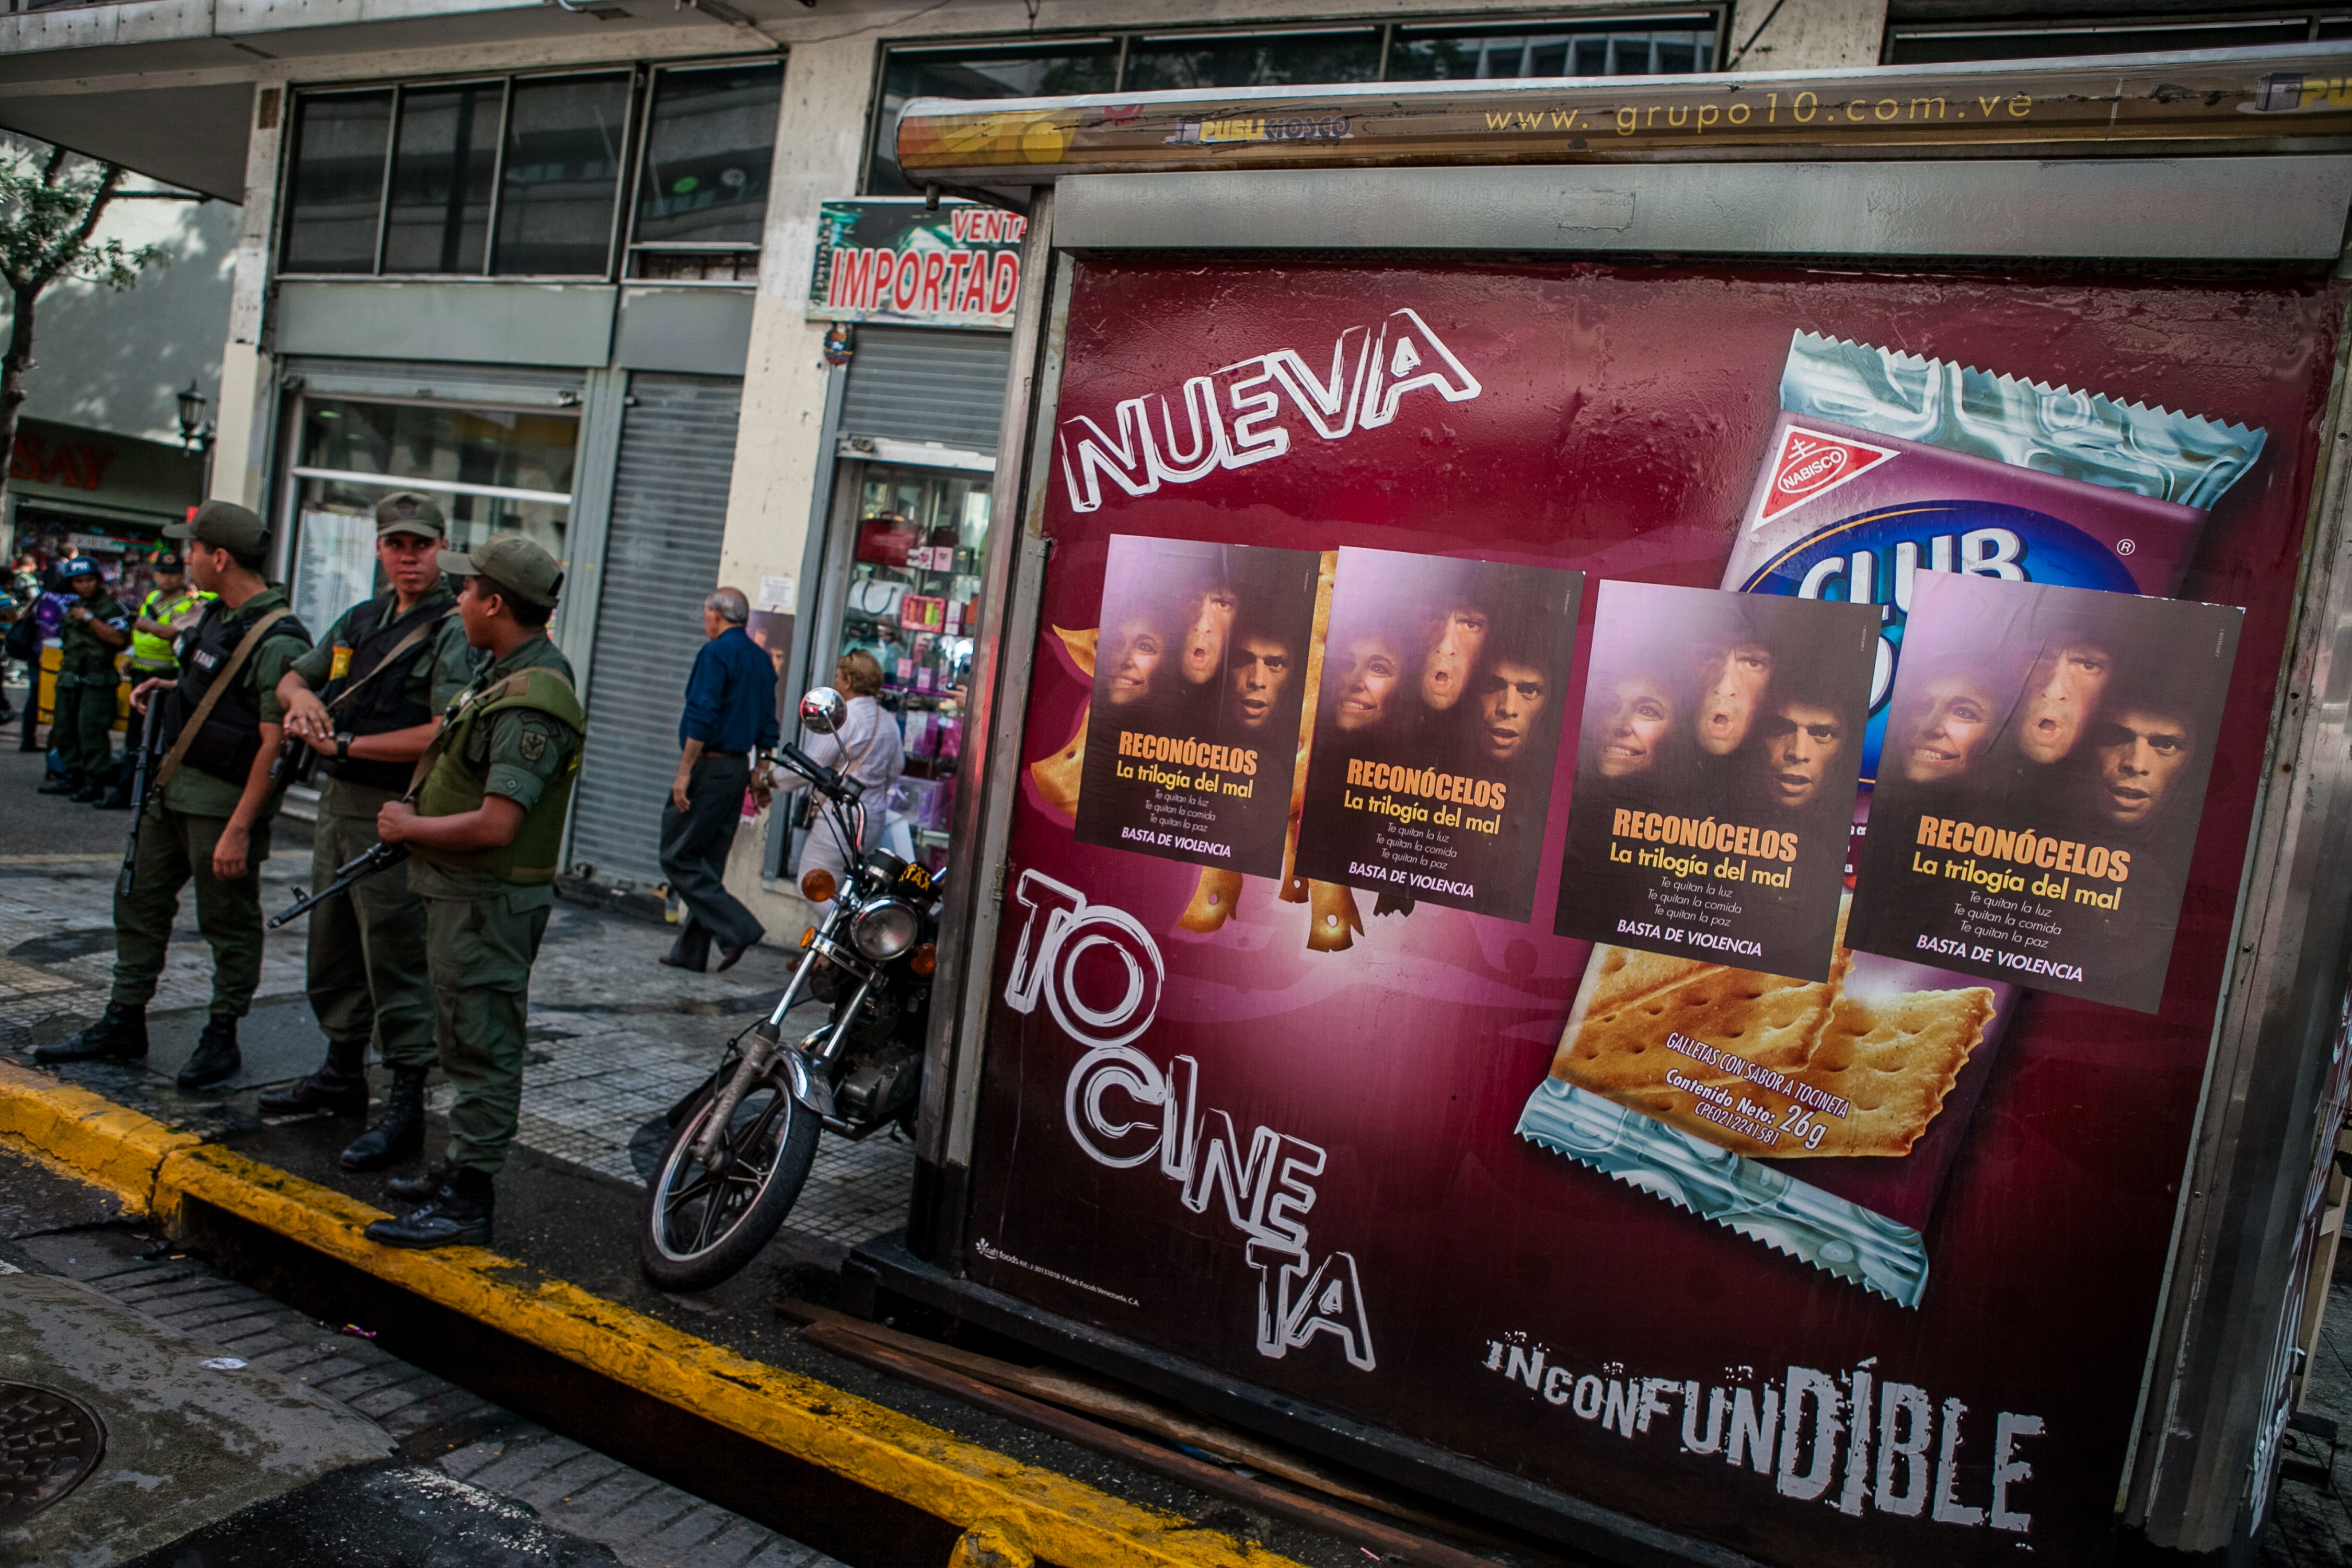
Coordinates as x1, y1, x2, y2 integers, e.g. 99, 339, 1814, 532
411, 667, 586, 886
132, 589, 207, 671
165, 601, 312, 786
321, 594, 449, 791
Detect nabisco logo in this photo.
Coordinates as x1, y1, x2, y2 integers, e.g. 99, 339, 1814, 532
1755, 424, 1897, 527
1058, 307, 1481, 513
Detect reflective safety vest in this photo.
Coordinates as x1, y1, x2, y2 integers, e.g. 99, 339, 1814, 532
133, 587, 211, 671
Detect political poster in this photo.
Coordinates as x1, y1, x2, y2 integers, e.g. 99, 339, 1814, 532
1846, 571, 2242, 1013
1073, 535, 1320, 878
1555, 582, 1878, 981
1290, 547, 1582, 922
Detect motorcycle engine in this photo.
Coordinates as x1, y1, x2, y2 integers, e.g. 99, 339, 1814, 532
836, 1040, 921, 1121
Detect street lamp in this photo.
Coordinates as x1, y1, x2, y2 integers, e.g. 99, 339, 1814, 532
176, 379, 216, 497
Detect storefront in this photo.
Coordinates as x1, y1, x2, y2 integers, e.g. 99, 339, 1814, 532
6, 416, 205, 579
870, 43, 2352, 1566
791, 198, 1023, 876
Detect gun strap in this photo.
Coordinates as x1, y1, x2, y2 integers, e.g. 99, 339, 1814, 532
153, 606, 295, 794
325, 603, 458, 718
401, 667, 583, 802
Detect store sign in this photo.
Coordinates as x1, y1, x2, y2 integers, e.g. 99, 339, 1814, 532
970, 261, 2339, 1566
807, 198, 1025, 330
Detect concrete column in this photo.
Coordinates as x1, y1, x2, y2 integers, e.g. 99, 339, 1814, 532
1729, 0, 1889, 71
214, 76, 287, 509
718, 33, 876, 935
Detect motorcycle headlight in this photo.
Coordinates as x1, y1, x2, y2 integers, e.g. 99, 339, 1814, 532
851, 900, 921, 962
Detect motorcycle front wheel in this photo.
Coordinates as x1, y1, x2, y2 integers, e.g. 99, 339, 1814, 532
638, 1070, 821, 1292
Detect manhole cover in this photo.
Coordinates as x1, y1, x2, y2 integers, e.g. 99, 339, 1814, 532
0, 1381, 105, 1525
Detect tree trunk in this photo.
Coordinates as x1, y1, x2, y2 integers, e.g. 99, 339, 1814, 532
0, 280, 38, 525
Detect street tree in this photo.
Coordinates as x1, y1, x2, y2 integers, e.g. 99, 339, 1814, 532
1, 140, 167, 518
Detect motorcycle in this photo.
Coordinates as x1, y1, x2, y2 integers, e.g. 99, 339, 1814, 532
638, 687, 944, 1292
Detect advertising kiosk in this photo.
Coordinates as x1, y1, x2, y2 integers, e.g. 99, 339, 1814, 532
860, 47, 2352, 1565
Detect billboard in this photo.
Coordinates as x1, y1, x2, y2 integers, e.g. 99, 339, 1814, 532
973, 259, 2339, 1565
806, 198, 1026, 330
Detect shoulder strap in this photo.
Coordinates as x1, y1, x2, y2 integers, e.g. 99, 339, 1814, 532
325, 604, 459, 717
153, 606, 296, 792
401, 668, 567, 798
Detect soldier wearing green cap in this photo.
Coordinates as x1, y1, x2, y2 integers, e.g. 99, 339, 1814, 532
38, 501, 313, 1090
99, 550, 211, 811
262, 492, 482, 1158
39, 555, 131, 801
363, 532, 583, 1249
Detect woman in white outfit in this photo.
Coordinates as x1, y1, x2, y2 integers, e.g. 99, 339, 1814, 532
791, 650, 905, 915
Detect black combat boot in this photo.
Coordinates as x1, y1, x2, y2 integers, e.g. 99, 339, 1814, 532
364, 1166, 493, 1250
340, 1067, 427, 1171
257, 1039, 370, 1117
33, 1004, 148, 1065
385, 1157, 456, 1203
176, 1016, 241, 1091
37, 771, 85, 796
71, 775, 109, 803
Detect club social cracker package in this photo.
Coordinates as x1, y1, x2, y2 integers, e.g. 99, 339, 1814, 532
1520, 332, 2267, 1307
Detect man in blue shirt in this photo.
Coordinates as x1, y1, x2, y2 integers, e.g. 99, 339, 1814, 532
660, 586, 779, 972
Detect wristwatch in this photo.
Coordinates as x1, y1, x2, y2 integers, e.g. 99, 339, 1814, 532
335, 732, 354, 762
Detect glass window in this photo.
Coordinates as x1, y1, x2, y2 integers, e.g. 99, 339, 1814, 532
282, 91, 393, 273
1122, 29, 1383, 93
295, 397, 577, 563
494, 73, 632, 276
868, 43, 1121, 196
1389, 20, 1717, 77
835, 464, 991, 870
1886, 18, 2311, 63
632, 61, 785, 247
383, 82, 500, 274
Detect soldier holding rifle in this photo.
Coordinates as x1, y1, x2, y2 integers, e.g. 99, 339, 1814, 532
360, 535, 583, 1249
37, 503, 312, 1090
261, 493, 478, 1174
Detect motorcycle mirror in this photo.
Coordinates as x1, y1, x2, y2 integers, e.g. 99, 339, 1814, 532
799, 687, 847, 735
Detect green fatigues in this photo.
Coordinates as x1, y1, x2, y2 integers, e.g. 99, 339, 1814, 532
409, 636, 583, 1175
110, 589, 308, 1019
287, 587, 478, 1070
54, 592, 128, 778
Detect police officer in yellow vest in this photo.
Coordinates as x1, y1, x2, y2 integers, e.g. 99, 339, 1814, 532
100, 550, 211, 811
364, 534, 583, 1249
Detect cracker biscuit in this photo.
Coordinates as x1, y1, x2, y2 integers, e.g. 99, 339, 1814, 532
1306, 880, 1363, 952
1554, 967, 1832, 1092
1180, 868, 1246, 933
1053, 625, 1099, 679
1786, 988, 1996, 1158
1030, 710, 1088, 818
1587, 947, 1722, 1017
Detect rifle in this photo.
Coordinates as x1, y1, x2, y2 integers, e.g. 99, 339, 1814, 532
268, 840, 410, 930
116, 715, 165, 898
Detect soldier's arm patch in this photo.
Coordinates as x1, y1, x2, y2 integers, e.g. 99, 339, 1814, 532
520, 728, 548, 762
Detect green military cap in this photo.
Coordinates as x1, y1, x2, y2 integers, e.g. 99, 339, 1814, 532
375, 490, 446, 538
164, 499, 268, 558
441, 533, 563, 609
151, 550, 186, 573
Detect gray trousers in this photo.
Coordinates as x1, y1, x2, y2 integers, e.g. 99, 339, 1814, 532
658, 753, 763, 962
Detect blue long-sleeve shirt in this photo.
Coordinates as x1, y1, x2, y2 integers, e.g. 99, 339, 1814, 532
678, 625, 780, 755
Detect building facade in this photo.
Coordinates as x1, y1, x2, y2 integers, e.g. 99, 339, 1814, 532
7, 0, 2268, 931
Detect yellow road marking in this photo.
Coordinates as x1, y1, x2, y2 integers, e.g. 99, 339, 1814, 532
0, 1063, 1304, 1568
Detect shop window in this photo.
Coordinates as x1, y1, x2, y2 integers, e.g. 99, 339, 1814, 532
1121, 29, 1385, 93
628, 61, 785, 276
383, 82, 500, 274
866, 16, 1724, 195
494, 73, 632, 277
1885, 14, 2320, 61
1389, 19, 1717, 77
282, 90, 395, 274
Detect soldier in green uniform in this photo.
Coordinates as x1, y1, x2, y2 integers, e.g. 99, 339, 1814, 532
262, 493, 480, 1167
99, 550, 210, 810
38, 557, 130, 801
37, 503, 312, 1090
364, 534, 583, 1249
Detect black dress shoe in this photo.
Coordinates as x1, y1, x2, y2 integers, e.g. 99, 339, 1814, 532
365, 1169, 493, 1250
714, 939, 757, 973
34, 1004, 148, 1065
257, 1069, 370, 1117
386, 1158, 456, 1203
176, 1017, 241, 1091
658, 950, 708, 972
341, 1068, 427, 1171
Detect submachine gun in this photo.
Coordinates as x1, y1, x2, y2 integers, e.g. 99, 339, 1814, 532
268, 840, 409, 930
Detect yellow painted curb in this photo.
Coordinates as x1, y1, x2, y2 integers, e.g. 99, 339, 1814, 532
0, 1066, 1303, 1568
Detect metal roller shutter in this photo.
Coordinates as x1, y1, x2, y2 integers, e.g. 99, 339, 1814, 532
567, 372, 742, 886
840, 326, 1011, 454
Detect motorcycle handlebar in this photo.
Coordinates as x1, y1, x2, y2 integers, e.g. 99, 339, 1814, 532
777, 743, 860, 802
